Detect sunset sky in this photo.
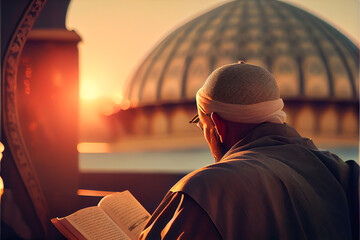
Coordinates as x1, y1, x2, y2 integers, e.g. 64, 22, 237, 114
66, 0, 359, 101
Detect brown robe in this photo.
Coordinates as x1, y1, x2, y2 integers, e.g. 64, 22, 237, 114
139, 123, 359, 240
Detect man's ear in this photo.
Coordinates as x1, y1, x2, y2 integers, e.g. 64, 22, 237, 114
211, 113, 226, 143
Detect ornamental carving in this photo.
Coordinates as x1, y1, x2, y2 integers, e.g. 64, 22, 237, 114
2, 0, 48, 234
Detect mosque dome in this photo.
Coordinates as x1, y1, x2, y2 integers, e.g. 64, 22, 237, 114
124, 0, 359, 107
112, 0, 358, 157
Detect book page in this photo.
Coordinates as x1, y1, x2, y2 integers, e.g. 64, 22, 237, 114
65, 206, 130, 240
99, 191, 150, 240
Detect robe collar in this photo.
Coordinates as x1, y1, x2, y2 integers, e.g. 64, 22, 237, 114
221, 122, 317, 162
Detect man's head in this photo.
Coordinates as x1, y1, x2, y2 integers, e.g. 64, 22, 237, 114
202, 62, 280, 104
191, 62, 286, 162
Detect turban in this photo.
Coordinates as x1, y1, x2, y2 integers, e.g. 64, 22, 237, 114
195, 87, 286, 124
190, 62, 287, 124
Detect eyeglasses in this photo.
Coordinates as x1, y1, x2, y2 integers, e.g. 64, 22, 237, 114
189, 114, 204, 130
189, 114, 199, 124
189, 107, 211, 131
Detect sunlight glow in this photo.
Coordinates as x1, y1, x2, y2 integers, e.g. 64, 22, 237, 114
80, 82, 101, 100
77, 189, 116, 197
0, 142, 4, 200
77, 142, 112, 153
111, 93, 130, 111
112, 93, 124, 104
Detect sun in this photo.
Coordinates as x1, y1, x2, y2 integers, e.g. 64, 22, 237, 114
80, 82, 101, 100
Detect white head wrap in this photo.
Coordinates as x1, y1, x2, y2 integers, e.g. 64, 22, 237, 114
196, 87, 286, 124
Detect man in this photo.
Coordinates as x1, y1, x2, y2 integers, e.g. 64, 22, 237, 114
139, 62, 359, 240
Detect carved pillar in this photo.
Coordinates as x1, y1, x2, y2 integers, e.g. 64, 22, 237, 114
1, 0, 80, 238
2, 1, 49, 238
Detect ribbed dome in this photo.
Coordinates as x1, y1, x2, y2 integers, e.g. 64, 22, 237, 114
125, 0, 359, 107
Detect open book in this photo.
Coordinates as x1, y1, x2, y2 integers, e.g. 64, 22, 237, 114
51, 191, 150, 240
